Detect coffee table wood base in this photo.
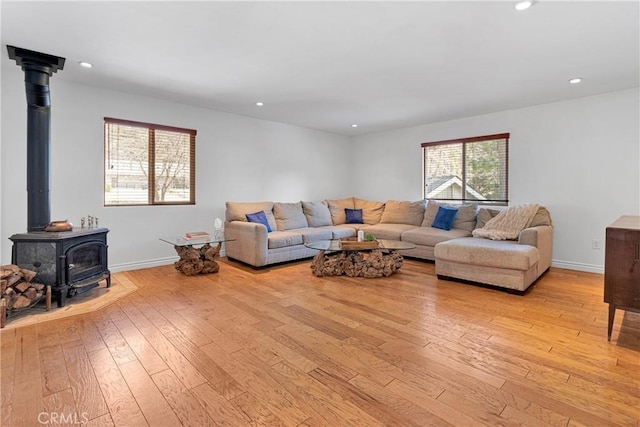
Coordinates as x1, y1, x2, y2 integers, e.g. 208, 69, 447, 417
174, 242, 221, 275
311, 249, 404, 278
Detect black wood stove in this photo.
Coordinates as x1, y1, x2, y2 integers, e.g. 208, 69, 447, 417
10, 229, 111, 307
7, 46, 111, 307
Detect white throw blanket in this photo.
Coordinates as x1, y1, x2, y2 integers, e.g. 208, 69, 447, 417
472, 203, 540, 240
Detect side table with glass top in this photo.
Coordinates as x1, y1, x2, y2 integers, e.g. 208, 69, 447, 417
304, 239, 416, 278
160, 236, 235, 276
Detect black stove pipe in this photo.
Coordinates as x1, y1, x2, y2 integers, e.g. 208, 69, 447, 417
7, 46, 65, 232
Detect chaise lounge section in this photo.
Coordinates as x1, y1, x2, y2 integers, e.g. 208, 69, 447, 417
435, 205, 553, 291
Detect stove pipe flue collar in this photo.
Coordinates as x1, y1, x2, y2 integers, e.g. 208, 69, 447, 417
7, 46, 65, 102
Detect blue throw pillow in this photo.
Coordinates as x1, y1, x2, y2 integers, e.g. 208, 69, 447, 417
345, 208, 363, 224
245, 210, 272, 232
431, 206, 458, 230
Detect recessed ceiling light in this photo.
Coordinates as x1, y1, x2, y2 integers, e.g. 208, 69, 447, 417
569, 77, 583, 84
514, 0, 534, 11
78, 61, 93, 68
351, 124, 358, 128
256, 102, 264, 106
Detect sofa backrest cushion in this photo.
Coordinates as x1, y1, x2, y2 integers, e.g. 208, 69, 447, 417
302, 201, 332, 227
225, 201, 278, 231
380, 200, 425, 226
274, 202, 308, 231
530, 206, 553, 227
327, 197, 355, 225
354, 198, 385, 225
451, 203, 477, 232
422, 200, 439, 227
475, 207, 501, 229
423, 201, 477, 232
245, 211, 272, 232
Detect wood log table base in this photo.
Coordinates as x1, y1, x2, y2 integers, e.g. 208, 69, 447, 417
310, 249, 404, 278
173, 242, 222, 275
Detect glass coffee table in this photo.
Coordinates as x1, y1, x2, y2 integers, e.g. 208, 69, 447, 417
160, 236, 235, 276
304, 239, 416, 278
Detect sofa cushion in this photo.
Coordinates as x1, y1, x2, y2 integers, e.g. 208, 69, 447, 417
302, 201, 332, 227
345, 208, 363, 224
246, 211, 272, 232
380, 200, 425, 226
354, 198, 385, 225
296, 227, 333, 243
435, 237, 539, 271
401, 227, 472, 247
452, 204, 477, 232
274, 202, 308, 231
432, 206, 458, 230
226, 201, 277, 231
327, 197, 355, 225
267, 231, 303, 249
319, 225, 359, 239
423, 201, 476, 232
364, 223, 417, 240
422, 200, 440, 227
531, 206, 552, 227
476, 207, 501, 229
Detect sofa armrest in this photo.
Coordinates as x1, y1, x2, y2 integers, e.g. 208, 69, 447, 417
224, 221, 269, 267
519, 225, 553, 272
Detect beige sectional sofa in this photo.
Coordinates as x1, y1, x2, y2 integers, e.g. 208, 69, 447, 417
224, 197, 553, 292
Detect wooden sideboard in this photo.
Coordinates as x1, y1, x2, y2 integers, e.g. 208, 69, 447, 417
604, 215, 640, 341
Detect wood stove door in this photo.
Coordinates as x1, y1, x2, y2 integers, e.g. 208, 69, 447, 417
65, 240, 107, 285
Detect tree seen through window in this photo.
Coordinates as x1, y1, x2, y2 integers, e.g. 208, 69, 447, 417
104, 118, 196, 206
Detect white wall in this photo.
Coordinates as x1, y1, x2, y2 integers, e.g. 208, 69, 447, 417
1, 66, 353, 270
3, 62, 637, 273
351, 88, 640, 272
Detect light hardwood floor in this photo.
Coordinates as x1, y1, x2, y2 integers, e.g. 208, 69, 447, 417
1, 258, 639, 426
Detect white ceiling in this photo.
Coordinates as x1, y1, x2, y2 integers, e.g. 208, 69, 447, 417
2, 1, 638, 136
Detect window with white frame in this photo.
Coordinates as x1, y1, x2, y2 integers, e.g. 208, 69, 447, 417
422, 133, 509, 205
104, 117, 196, 206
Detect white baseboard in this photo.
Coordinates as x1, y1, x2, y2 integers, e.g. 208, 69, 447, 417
110, 253, 602, 275
109, 256, 176, 273
551, 259, 604, 274
109, 250, 228, 273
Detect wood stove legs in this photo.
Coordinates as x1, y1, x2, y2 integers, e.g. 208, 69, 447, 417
55, 272, 112, 307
